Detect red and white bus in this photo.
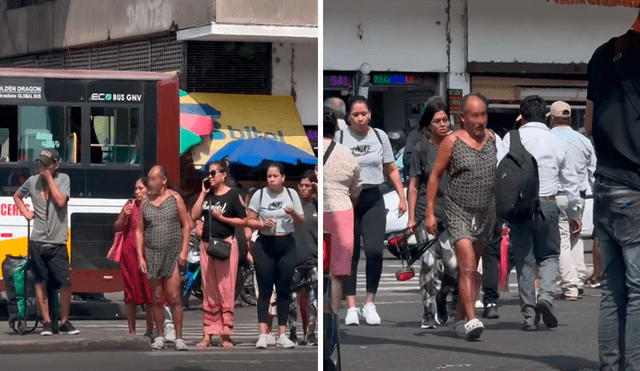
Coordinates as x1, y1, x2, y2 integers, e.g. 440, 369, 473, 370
0, 68, 180, 293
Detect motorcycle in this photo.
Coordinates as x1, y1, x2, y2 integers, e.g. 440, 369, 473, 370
387, 223, 437, 281
383, 186, 418, 259
288, 257, 318, 346
181, 232, 258, 308
181, 233, 203, 307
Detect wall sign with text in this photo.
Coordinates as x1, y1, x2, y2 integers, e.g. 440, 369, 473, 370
372, 74, 424, 85
323, 72, 354, 88
448, 89, 463, 116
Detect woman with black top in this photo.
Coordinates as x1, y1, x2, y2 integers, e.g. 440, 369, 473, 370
191, 160, 248, 349
246, 162, 305, 349
334, 96, 407, 326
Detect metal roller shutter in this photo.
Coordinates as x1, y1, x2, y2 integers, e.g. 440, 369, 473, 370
0, 34, 184, 73
185, 41, 272, 94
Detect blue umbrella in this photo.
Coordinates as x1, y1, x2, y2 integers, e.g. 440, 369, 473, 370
180, 104, 221, 118
206, 138, 317, 168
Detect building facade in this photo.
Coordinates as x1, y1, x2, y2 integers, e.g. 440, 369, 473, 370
0, 0, 318, 150
324, 0, 634, 136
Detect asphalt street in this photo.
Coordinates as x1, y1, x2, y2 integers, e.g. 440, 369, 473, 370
336, 247, 600, 371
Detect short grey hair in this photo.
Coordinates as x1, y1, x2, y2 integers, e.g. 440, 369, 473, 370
323, 97, 346, 120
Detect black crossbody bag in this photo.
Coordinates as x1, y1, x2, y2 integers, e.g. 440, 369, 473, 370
206, 195, 231, 260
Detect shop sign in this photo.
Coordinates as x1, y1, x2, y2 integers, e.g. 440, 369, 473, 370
324, 73, 354, 87
372, 74, 423, 85
448, 89, 463, 115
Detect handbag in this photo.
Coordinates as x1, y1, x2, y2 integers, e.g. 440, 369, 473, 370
107, 232, 124, 263
206, 195, 231, 260
207, 238, 232, 260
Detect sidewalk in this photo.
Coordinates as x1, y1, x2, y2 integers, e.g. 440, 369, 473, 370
0, 292, 273, 354
0, 292, 150, 354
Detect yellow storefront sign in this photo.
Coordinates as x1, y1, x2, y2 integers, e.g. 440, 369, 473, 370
180, 93, 314, 167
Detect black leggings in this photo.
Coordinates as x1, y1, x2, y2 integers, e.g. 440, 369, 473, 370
343, 187, 387, 296
253, 234, 298, 326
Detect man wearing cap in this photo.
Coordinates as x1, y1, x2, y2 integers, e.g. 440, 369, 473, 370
13, 148, 79, 336
549, 101, 596, 301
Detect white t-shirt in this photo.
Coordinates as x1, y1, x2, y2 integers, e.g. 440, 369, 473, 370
248, 187, 304, 235
334, 127, 394, 186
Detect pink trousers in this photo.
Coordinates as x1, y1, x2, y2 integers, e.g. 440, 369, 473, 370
200, 238, 239, 336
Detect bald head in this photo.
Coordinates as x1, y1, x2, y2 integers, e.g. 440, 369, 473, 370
147, 165, 168, 194
323, 97, 346, 120
149, 165, 167, 178
461, 93, 488, 114
460, 93, 488, 139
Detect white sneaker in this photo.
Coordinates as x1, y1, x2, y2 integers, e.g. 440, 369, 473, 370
266, 333, 277, 346
256, 334, 268, 349
362, 303, 381, 325
474, 300, 484, 309
164, 322, 176, 343
345, 307, 360, 326
276, 334, 296, 349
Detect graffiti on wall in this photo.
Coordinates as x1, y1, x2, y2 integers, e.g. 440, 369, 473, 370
126, 0, 174, 34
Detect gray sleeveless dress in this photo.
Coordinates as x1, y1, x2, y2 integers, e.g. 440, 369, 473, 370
445, 136, 497, 244
143, 193, 182, 279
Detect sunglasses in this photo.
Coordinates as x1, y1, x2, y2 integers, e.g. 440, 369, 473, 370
209, 170, 224, 176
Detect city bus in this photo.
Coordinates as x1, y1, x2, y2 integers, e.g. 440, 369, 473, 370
0, 68, 180, 293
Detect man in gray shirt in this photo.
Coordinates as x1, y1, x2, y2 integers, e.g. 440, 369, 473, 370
13, 148, 79, 336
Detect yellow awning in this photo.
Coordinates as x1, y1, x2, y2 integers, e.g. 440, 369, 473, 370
180, 93, 314, 167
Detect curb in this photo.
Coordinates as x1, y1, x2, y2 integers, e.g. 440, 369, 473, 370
0, 336, 151, 354
0, 301, 143, 321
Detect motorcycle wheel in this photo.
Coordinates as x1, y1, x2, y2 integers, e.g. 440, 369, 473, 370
181, 289, 191, 308
240, 269, 257, 306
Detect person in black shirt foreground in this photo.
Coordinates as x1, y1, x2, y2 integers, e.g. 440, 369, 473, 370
585, 9, 640, 370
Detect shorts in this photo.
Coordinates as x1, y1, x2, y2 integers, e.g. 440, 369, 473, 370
28, 241, 71, 289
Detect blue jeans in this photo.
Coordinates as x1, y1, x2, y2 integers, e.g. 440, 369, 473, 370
595, 177, 640, 371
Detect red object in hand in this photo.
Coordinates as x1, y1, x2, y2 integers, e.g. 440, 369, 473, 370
396, 269, 415, 281
499, 227, 510, 290
323, 232, 331, 274
389, 236, 404, 248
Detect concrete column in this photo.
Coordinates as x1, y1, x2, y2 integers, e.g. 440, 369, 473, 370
447, 0, 470, 95
272, 42, 318, 128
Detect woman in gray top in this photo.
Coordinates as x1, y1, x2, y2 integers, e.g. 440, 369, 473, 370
136, 165, 192, 351
426, 94, 496, 341
334, 96, 407, 326
246, 163, 305, 349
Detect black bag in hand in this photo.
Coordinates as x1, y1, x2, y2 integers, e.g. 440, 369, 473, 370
206, 195, 231, 260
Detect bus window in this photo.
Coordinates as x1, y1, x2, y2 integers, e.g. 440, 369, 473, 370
18, 106, 66, 163
0, 128, 9, 162
129, 108, 140, 165
91, 107, 139, 165
68, 106, 82, 164
0, 105, 18, 162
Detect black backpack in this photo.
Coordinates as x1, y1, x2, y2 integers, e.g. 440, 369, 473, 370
495, 130, 539, 222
